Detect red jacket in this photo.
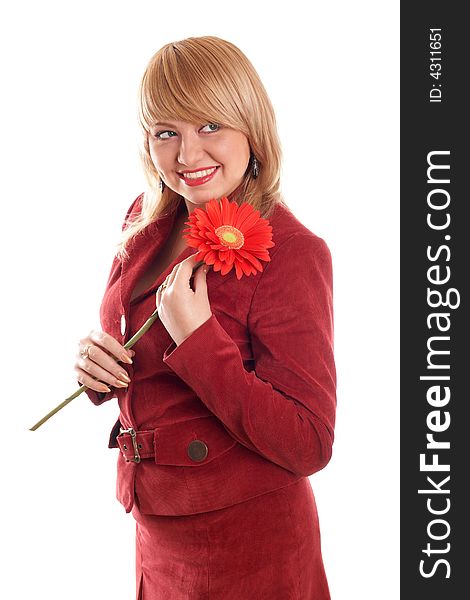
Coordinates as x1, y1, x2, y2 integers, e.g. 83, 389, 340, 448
86, 195, 336, 516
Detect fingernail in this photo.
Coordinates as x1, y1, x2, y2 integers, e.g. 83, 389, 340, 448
115, 380, 129, 388
118, 372, 131, 383
99, 384, 111, 393
121, 353, 133, 364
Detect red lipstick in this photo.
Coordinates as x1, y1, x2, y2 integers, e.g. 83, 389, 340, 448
177, 166, 219, 187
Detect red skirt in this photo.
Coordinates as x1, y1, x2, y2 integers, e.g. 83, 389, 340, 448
131, 476, 331, 599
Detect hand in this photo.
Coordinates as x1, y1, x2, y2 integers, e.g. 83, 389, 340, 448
75, 330, 135, 393
156, 254, 212, 346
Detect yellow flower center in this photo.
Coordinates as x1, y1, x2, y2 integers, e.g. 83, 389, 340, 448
215, 225, 245, 249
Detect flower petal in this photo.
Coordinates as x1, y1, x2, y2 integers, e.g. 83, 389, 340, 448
220, 261, 233, 275
180, 197, 274, 279
205, 198, 223, 227
235, 249, 263, 270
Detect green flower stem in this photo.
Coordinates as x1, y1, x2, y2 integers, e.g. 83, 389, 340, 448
29, 260, 206, 431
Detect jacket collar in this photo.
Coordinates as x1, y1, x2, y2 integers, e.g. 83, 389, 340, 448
118, 197, 287, 312
119, 201, 233, 312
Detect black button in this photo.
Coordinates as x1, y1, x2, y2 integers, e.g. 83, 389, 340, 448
187, 439, 208, 462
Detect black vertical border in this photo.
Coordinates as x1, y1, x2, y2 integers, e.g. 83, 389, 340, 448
401, 3, 469, 598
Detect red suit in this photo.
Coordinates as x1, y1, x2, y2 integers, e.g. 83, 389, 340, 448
87, 194, 336, 598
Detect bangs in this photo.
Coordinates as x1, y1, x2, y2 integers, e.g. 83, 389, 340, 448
138, 39, 249, 134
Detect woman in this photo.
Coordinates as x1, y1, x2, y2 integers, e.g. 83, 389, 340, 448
75, 36, 336, 599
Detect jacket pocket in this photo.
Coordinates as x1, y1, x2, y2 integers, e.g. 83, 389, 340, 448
153, 415, 237, 467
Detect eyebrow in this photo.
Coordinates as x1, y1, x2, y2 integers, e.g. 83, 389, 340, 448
153, 122, 179, 128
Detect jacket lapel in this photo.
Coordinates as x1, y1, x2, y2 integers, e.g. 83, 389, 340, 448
119, 204, 232, 313
119, 196, 276, 318
119, 208, 177, 313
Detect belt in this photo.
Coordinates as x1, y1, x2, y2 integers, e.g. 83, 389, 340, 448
117, 427, 151, 463
116, 416, 237, 467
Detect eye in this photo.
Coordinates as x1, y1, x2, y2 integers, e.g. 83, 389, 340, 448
154, 130, 177, 140
201, 123, 220, 133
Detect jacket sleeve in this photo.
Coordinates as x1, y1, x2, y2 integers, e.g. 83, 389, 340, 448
85, 193, 144, 407
84, 387, 115, 406
162, 232, 337, 477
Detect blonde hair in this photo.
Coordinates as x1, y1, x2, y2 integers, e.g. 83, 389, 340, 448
118, 35, 286, 259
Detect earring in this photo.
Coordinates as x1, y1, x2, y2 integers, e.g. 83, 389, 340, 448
159, 178, 166, 193
251, 154, 259, 179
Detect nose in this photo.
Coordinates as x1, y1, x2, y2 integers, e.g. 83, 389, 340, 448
177, 132, 205, 167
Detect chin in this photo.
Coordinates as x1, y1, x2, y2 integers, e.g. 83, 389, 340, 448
187, 188, 225, 203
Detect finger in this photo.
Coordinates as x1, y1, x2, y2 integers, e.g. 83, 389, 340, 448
173, 256, 199, 289
80, 344, 132, 384
77, 354, 130, 389
155, 279, 167, 307
175, 253, 199, 273
166, 264, 180, 287
193, 262, 209, 294
84, 330, 133, 364
155, 286, 162, 307
180, 252, 199, 264
158, 273, 171, 292
75, 368, 111, 393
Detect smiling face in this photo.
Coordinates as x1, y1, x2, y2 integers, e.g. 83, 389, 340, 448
148, 120, 251, 213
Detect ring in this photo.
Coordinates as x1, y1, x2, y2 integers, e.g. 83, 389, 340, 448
80, 344, 92, 359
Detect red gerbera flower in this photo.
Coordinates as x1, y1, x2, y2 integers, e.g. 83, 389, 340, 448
183, 196, 275, 279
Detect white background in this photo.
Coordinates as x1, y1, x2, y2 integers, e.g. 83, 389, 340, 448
0, 1, 399, 598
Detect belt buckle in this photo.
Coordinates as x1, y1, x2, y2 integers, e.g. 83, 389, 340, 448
119, 427, 141, 463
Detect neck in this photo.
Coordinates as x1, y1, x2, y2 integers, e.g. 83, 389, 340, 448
181, 182, 246, 216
